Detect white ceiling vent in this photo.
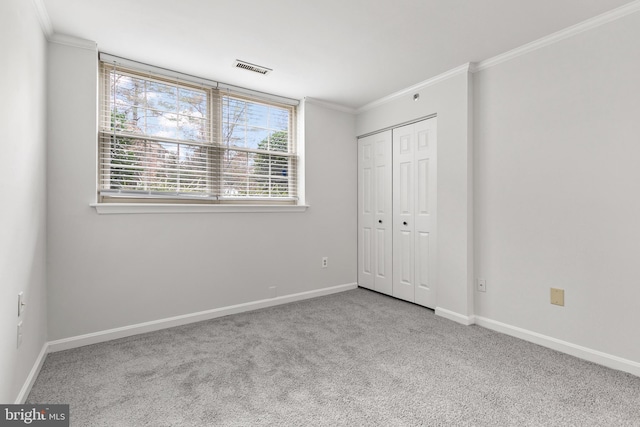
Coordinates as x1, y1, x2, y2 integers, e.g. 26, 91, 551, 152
233, 60, 272, 75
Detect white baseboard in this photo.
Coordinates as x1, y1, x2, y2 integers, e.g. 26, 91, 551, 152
15, 342, 49, 404
18, 287, 639, 403
475, 316, 640, 378
48, 283, 357, 353
435, 307, 475, 325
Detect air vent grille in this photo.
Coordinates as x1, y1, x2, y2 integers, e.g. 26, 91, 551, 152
234, 60, 272, 75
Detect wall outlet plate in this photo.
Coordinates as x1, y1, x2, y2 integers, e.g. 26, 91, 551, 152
322, 257, 328, 268
477, 278, 487, 292
550, 288, 565, 306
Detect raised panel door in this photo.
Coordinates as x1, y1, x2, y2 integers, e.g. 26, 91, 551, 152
393, 125, 415, 302
358, 131, 392, 294
414, 119, 437, 308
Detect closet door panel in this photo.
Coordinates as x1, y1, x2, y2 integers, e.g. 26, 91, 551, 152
393, 118, 437, 308
358, 131, 392, 294
414, 119, 437, 308
358, 137, 375, 290
374, 133, 393, 295
393, 125, 416, 303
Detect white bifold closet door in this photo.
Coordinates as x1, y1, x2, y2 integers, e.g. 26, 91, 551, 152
357, 130, 393, 295
392, 118, 437, 308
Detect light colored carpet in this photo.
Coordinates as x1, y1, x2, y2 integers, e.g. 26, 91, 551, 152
28, 288, 640, 426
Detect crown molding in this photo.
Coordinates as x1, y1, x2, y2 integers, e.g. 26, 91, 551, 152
304, 97, 356, 114
474, 0, 640, 72
354, 1, 640, 113
49, 33, 97, 50
31, 0, 53, 38
356, 63, 472, 114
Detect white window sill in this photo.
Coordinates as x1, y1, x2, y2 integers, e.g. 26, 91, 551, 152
90, 203, 309, 215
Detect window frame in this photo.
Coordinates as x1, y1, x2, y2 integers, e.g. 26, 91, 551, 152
95, 55, 305, 213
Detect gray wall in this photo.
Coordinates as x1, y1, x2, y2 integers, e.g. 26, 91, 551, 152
46, 41, 357, 340
473, 11, 640, 363
0, 0, 49, 403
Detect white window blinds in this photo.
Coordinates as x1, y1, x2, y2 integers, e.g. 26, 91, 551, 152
98, 59, 298, 204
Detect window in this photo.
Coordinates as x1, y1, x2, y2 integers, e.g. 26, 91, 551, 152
98, 59, 298, 205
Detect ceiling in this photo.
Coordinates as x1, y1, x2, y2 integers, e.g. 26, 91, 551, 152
41, 0, 634, 109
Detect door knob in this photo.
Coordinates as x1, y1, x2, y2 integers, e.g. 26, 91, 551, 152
378, 220, 382, 224
403, 221, 408, 226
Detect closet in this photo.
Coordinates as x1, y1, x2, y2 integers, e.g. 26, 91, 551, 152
357, 118, 437, 308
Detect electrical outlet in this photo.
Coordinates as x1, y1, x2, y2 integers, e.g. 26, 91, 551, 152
268, 286, 277, 298
17, 322, 23, 348
550, 288, 565, 306
322, 257, 328, 268
477, 278, 487, 292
